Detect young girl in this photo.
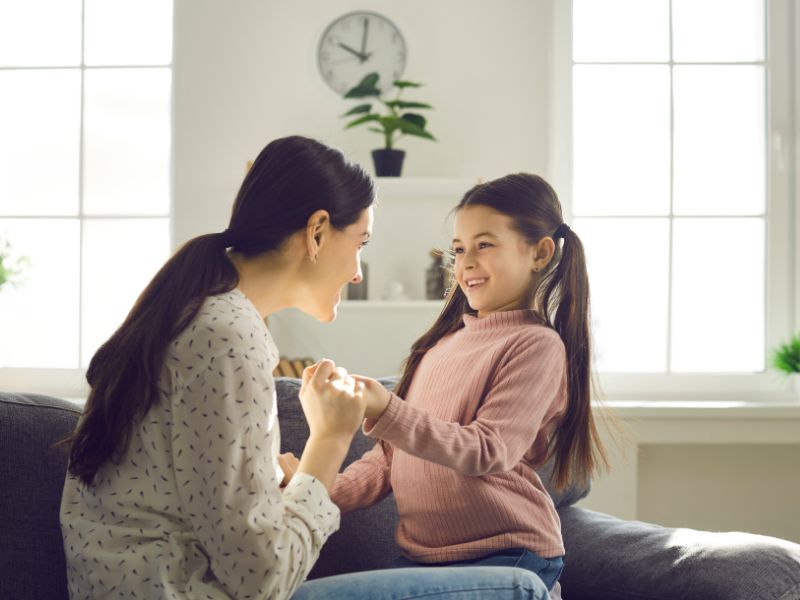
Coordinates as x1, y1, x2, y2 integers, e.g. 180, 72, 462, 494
325, 172, 607, 593
59, 138, 550, 600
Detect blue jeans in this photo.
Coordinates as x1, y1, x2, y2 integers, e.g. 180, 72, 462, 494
392, 548, 564, 592
291, 566, 550, 599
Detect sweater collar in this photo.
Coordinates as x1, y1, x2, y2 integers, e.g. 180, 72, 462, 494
462, 308, 542, 331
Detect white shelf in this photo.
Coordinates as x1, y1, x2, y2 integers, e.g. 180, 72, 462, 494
374, 177, 478, 199
339, 300, 444, 309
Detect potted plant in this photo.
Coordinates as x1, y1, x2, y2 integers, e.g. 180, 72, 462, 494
772, 333, 800, 395
0, 239, 29, 292
341, 72, 436, 177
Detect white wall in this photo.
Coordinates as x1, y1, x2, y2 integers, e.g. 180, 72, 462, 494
172, 0, 554, 246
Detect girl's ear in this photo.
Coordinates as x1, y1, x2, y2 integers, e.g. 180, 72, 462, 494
533, 236, 556, 271
305, 209, 330, 263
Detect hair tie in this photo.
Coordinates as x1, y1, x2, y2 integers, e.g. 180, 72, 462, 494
554, 223, 571, 240
218, 228, 237, 247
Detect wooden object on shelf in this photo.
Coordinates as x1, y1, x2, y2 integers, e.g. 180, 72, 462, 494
273, 356, 315, 378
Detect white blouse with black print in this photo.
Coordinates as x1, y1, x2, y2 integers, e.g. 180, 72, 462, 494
60, 289, 339, 600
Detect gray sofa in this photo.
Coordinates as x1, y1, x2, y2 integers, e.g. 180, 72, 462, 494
2, 380, 799, 600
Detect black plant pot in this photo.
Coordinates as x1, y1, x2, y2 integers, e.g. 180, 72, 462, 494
372, 148, 406, 177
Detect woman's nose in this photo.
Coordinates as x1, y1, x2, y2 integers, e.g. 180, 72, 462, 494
352, 265, 363, 284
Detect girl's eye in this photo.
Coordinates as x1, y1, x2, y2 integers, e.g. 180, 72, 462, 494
478, 242, 493, 249
452, 247, 464, 255
359, 240, 369, 250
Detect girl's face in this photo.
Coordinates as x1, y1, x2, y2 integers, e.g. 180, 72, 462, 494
452, 205, 537, 318
309, 206, 373, 322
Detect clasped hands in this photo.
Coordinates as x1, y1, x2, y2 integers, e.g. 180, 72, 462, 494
280, 359, 390, 488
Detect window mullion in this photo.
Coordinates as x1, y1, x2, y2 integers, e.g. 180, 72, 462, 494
667, 0, 675, 374
77, 0, 86, 369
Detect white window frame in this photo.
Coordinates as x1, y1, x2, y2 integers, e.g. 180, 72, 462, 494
0, 2, 174, 400
551, 0, 797, 402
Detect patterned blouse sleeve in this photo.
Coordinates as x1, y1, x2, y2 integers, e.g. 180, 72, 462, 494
171, 349, 340, 600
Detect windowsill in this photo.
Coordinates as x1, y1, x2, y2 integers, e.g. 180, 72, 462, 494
600, 396, 800, 419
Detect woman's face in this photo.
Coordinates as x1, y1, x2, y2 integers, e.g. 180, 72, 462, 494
308, 206, 373, 322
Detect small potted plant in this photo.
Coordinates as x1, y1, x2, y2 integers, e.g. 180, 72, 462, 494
772, 333, 800, 395
341, 72, 436, 177
0, 239, 29, 293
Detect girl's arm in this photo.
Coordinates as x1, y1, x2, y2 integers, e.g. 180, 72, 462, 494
330, 440, 394, 514
362, 330, 567, 476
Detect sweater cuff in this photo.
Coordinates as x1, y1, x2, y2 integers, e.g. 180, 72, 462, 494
283, 472, 341, 540
363, 392, 403, 440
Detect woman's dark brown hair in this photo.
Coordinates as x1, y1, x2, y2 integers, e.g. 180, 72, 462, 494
394, 173, 607, 490
63, 135, 375, 485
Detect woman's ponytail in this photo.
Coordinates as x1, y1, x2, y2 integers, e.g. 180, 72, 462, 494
65, 234, 239, 485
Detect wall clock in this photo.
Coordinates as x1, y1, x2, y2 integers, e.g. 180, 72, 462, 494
317, 11, 407, 95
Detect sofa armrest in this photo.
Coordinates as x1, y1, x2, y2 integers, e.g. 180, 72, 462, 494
558, 505, 800, 600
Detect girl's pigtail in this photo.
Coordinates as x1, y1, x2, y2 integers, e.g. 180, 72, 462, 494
540, 228, 608, 490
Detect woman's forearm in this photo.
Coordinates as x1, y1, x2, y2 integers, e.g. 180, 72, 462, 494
297, 434, 352, 492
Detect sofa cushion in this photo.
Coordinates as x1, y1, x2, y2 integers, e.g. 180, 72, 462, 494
0, 393, 80, 600
558, 505, 800, 600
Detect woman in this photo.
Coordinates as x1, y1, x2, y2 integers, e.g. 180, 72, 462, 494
60, 135, 549, 599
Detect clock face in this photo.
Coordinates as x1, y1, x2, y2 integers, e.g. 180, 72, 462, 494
317, 12, 406, 95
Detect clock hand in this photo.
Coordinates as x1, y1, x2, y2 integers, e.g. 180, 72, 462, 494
338, 42, 368, 62
360, 17, 369, 57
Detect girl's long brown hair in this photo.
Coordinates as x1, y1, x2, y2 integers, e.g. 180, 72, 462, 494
62, 136, 374, 486
394, 173, 607, 490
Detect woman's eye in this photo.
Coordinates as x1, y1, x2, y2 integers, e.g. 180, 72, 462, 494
359, 241, 369, 250
452, 247, 464, 255
478, 242, 493, 249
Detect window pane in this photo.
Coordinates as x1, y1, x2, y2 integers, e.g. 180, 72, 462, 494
671, 218, 764, 372
573, 0, 669, 62
81, 218, 170, 367
84, 0, 173, 66
575, 217, 669, 372
83, 68, 171, 216
673, 66, 765, 216
672, 0, 764, 62
0, 0, 81, 67
573, 65, 670, 216
0, 219, 80, 368
0, 70, 81, 216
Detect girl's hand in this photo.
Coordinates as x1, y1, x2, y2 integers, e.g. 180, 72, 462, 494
278, 452, 299, 487
299, 359, 366, 441
352, 375, 391, 420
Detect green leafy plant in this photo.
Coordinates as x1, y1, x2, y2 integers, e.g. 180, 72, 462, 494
0, 239, 29, 291
772, 333, 800, 375
341, 72, 436, 149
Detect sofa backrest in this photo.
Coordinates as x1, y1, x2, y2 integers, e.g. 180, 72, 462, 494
0, 393, 79, 600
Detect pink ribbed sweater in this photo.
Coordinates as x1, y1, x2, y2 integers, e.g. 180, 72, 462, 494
331, 309, 568, 562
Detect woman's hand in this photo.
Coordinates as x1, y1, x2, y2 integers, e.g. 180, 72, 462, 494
296, 359, 367, 491
299, 359, 366, 440
278, 452, 299, 487
352, 375, 391, 420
